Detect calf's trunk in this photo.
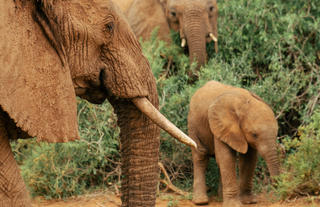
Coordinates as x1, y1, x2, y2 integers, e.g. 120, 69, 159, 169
260, 144, 280, 179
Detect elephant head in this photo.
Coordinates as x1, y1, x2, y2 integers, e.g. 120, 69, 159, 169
208, 90, 280, 177
124, 0, 218, 69
0, 0, 196, 206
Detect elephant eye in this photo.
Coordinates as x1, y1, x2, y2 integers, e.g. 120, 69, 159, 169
105, 22, 114, 33
103, 22, 115, 41
209, 6, 215, 12
170, 11, 176, 17
252, 133, 258, 139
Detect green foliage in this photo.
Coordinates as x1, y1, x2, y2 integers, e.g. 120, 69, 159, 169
275, 110, 320, 199
12, 100, 120, 199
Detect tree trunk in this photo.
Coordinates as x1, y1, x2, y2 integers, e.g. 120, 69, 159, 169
109, 96, 160, 207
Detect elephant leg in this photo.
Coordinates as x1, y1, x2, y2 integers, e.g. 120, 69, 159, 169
192, 147, 209, 205
0, 121, 31, 207
214, 139, 241, 207
239, 147, 258, 204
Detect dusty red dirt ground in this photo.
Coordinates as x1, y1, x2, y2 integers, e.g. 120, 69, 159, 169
32, 191, 320, 207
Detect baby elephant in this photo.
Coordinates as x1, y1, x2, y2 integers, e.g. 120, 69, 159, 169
188, 81, 280, 207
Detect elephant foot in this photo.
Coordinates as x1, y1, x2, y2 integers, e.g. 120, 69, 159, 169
222, 199, 242, 207
240, 193, 257, 204
192, 192, 209, 205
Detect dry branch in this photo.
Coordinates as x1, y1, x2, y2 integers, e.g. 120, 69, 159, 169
158, 162, 188, 196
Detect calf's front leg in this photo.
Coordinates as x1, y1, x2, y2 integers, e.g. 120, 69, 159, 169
239, 147, 258, 204
214, 138, 241, 207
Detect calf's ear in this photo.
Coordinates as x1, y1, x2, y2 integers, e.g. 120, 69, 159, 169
208, 93, 248, 154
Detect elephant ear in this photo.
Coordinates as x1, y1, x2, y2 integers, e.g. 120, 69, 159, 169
0, 1, 79, 142
126, 0, 171, 43
208, 92, 248, 154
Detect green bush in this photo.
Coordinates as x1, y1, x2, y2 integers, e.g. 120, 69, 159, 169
12, 100, 120, 199
275, 109, 320, 199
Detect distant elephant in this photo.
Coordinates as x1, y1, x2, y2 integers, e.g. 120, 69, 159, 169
0, 1, 196, 207
188, 81, 280, 207
115, 0, 218, 69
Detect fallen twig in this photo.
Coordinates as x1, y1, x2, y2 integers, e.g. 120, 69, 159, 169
158, 162, 188, 196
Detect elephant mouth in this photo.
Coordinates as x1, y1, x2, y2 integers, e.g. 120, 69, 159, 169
180, 33, 217, 48
75, 87, 107, 104
181, 33, 217, 49
74, 69, 110, 104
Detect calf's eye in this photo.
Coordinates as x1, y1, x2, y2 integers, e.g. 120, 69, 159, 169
105, 22, 114, 33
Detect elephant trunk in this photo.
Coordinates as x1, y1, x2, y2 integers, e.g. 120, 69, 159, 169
260, 144, 280, 179
265, 152, 280, 178
110, 97, 160, 207
183, 10, 207, 70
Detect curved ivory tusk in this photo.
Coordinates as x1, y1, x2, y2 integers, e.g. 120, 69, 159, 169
132, 97, 197, 149
209, 33, 218, 42
181, 38, 186, 47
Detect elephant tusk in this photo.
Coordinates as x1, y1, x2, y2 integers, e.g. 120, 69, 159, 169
209, 33, 218, 42
181, 38, 186, 47
132, 97, 197, 149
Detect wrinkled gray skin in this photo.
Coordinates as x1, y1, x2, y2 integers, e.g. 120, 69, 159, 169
119, 0, 218, 70
188, 81, 280, 207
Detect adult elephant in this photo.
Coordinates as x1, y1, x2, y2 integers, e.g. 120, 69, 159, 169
188, 81, 280, 206
116, 0, 218, 69
0, 1, 196, 207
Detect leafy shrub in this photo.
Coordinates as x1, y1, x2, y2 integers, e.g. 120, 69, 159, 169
275, 109, 320, 199
12, 100, 120, 199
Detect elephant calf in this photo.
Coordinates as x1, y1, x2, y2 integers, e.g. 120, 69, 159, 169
188, 81, 280, 207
